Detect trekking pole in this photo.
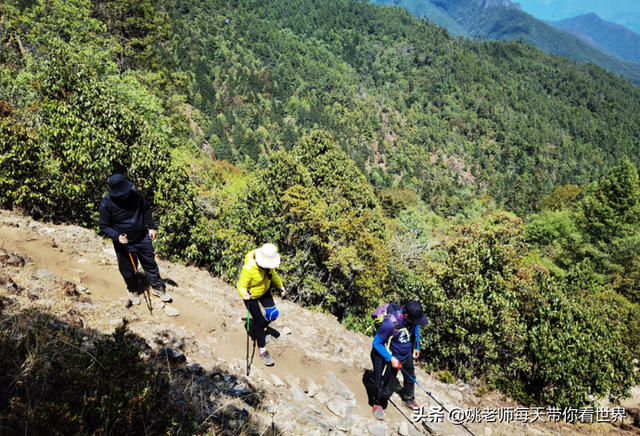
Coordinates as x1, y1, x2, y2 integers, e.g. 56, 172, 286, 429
246, 308, 251, 376
129, 252, 147, 301
128, 253, 137, 273
400, 367, 477, 436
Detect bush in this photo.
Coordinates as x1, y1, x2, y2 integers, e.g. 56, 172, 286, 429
210, 131, 389, 315
395, 213, 638, 406
0, 312, 196, 435
438, 370, 455, 384
0, 47, 210, 264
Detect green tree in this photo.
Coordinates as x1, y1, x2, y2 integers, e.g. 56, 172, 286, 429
0, 45, 209, 262
92, 0, 171, 71
211, 131, 388, 315
577, 158, 640, 277
396, 213, 637, 406
542, 184, 585, 211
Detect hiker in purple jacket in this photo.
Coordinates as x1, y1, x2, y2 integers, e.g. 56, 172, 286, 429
370, 300, 428, 421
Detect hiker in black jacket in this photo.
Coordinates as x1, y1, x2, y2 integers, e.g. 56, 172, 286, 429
99, 174, 171, 305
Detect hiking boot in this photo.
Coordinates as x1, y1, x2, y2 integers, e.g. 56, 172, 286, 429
128, 292, 141, 305
372, 404, 385, 420
260, 350, 274, 366
402, 399, 420, 411
152, 287, 172, 302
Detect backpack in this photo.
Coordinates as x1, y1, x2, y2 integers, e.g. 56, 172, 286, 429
371, 302, 403, 331
371, 301, 417, 350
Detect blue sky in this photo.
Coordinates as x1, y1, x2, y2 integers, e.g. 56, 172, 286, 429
517, 0, 640, 21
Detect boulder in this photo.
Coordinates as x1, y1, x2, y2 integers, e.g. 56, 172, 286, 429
307, 378, 320, 397
324, 371, 355, 399
327, 395, 354, 418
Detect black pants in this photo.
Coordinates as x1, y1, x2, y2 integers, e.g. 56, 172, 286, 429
244, 290, 275, 348
370, 348, 415, 409
113, 234, 163, 293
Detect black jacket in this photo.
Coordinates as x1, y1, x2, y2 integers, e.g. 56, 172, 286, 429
98, 189, 156, 244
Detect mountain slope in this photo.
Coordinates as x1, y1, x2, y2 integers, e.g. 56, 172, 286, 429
611, 11, 640, 36
547, 13, 640, 64
2, 209, 640, 434
169, 0, 640, 210
553, 27, 614, 56
375, 0, 468, 36
3, 0, 640, 416
372, 0, 640, 85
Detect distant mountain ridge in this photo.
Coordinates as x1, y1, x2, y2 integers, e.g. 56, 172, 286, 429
372, 0, 640, 85
553, 27, 613, 56
610, 11, 640, 36
478, 0, 520, 11
547, 13, 640, 64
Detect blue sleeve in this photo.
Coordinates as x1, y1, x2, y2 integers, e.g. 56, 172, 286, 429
372, 319, 395, 362
373, 334, 394, 362
414, 324, 420, 351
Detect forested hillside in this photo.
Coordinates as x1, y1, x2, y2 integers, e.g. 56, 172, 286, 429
375, 0, 469, 36
2, 0, 640, 410
547, 13, 640, 64
374, 0, 640, 85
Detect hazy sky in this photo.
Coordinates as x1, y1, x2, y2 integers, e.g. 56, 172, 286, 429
517, 0, 640, 21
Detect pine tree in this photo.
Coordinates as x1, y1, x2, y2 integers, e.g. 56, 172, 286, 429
577, 158, 640, 276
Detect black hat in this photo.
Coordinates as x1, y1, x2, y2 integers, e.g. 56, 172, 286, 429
404, 300, 429, 326
108, 174, 133, 198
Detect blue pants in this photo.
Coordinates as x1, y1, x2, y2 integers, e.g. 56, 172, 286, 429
113, 234, 163, 293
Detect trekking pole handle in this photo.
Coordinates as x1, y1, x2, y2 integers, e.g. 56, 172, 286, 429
391, 357, 401, 370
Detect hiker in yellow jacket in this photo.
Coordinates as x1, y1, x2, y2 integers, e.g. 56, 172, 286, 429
237, 243, 285, 366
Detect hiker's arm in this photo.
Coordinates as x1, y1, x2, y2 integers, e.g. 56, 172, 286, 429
237, 266, 252, 300
139, 193, 157, 230
413, 324, 420, 359
270, 270, 284, 290
270, 270, 285, 297
98, 201, 120, 241
372, 333, 393, 362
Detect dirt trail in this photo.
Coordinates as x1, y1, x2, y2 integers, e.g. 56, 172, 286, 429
2, 211, 639, 436
0, 220, 383, 421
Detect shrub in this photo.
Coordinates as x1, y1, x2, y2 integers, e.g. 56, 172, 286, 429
395, 213, 638, 407
0, 47, 210, 263
210, 131, 389, 315
438, 370, 455, 384
0, 312, 197, 435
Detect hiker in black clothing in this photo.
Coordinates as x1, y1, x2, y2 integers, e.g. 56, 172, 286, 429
99, 174, 171, 305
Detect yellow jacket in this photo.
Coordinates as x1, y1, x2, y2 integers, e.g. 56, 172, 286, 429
237, 249, 284, 299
